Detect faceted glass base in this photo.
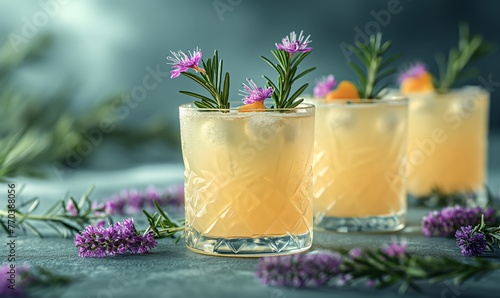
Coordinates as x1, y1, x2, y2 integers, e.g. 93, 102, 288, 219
314, 211, 406, 233
185, 226, 312, 257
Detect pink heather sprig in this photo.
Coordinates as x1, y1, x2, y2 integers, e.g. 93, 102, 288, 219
256, 251, 342, 287
239, 79, 273, 104
397, 62, 428, 83
166, 48, 204, 78
276, 30, 312, 54
313, 74, 336, 98
68, 185, 185, 217
422, 206, 497, 237
256, 240, 500, 294
74, 218, 157, 258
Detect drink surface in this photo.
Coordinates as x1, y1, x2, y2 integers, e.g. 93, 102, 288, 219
406, 87, 489, 197
311, 100, 407, 218
180, 107, 314, 238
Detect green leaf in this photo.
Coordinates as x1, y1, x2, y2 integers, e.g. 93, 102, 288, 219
222, 72, 230, 108
292, 67, 316, 83
179, 91, 217, 106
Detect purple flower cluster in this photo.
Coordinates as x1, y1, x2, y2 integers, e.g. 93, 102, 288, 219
167, 47, 203, 78
455, 225, 488, 257
74, 218, 157, 258
276, 30, 312, 54
239, 79, 273, 104
256, 251, 342, 287
1, 264, 30, 297
422, 206, 497, 237
313, 75, 336, 98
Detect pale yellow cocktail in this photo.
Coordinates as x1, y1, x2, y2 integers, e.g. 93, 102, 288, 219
406, 87, 489, 203
179, 103, 315, 256
308, 98, 408, 232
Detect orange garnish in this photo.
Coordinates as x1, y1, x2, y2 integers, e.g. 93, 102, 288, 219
400, 72, 434, 95
325, 80, 360, 102
238, 101, 266, 112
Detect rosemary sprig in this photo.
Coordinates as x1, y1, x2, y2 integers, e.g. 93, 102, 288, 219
343, 248, 500, 294
261, 49, 315, 109
435, 23, 494, 91
257, 241, 500, 295
142, 200, 185, 243
348, 33, 400, 99
0, 186, 109, 238
179, 50, 230, 109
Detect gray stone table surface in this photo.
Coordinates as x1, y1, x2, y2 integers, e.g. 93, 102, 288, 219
3, 136, 500, 298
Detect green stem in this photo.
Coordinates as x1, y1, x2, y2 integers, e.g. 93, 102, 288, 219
365, 60, 377, 99
0, 210, 105, 222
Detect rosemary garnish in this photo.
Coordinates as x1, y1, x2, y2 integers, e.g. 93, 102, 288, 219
348, 33, 400, 99
184, 51, 230, 109
261, 47, 315, 108
435, 23, 494, 91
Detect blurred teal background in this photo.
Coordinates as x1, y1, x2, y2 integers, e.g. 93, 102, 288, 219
1, 0, 499, 173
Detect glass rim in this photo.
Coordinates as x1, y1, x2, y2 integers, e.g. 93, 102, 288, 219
304, 96, 408, 107
179, 102, 315, 112
385, 85, 490, 97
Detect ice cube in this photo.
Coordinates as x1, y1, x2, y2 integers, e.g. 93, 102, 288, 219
377, 111, 402, 133
409, 96, 436, 113
447, 96, 479, 117
200, 118, 233, 146
244, 114, 282, 142
326, 109, 355, 132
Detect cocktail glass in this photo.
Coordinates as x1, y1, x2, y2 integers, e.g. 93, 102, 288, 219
307, 98, 408, 232
406, 86, 489, 206
179, 103, 315, 256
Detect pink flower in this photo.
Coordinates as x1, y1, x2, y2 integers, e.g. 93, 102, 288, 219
66, 200, 77, 216
276, 30, 312, 54
239, 79, 273, 104
313, 75, 336, 98
398, 62, 427, 83
166, 48, 203, 78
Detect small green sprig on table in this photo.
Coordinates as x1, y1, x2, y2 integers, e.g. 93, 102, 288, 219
256, 240, 500, 295
0, 186, 109, 238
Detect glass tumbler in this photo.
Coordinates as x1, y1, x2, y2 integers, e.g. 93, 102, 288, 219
179, 103, 315, 256
308, 98, 408, 232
